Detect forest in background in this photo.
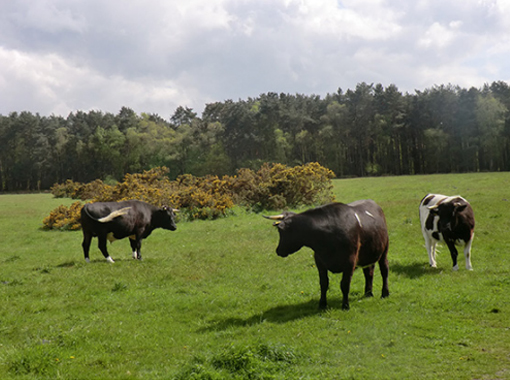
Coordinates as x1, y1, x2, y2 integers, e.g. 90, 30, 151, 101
1, 81, 510, 191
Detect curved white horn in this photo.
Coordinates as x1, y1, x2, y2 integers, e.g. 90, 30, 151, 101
262, 214, 285, 220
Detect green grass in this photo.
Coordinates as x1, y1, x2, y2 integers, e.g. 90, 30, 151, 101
1, 172, 509, 379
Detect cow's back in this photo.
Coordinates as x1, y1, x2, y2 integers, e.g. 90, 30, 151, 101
348, 200, 389, 267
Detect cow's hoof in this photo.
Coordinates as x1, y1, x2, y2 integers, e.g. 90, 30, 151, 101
364, 291, 374, 298
106, 256, 115, 263
85, 258, 90, 263
452, 265, 459, 271
341, 304, 350, 311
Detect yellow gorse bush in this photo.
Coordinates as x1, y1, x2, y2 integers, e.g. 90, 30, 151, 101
42, 201, 83, 230
44, 163, 335, 229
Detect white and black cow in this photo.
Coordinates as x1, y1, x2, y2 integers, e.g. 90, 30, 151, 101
419, 194, 475, 271
80, 200, 178, 263
265, 200, 389, 310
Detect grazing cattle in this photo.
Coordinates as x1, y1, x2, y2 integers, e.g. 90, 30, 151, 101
419, 194, 474, 271
265, 201, 389, 310
80, 200, 177, 263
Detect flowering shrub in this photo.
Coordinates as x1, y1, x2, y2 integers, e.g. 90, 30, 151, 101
44, 163, 335, 229
42, 201, 83, 230
50, 179, 111, 200
233, 162, 336, 211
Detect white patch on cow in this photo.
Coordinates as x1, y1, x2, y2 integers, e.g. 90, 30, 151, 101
354, 212, 362, 228
365, 211, 375, 218
464, 233, 474, 270
419, 194, 448, 267
98, 207, 132, 223
106, 256, 115, 263
132, 250, 137, 259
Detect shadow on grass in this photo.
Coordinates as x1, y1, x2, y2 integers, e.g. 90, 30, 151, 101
391, 261, 440, 279
199, 299, 346, 332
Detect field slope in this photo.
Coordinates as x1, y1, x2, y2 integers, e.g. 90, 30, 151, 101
1, 172, 509, 379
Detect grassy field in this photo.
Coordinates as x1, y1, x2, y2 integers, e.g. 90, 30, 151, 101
1, 172, 509, 379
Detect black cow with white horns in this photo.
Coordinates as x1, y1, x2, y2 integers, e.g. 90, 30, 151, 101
80, 200, 178, 263
265, 200, 390, 310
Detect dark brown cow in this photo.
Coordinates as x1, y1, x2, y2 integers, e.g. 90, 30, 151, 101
80, 200, 177, 263
265, 200, 389, 310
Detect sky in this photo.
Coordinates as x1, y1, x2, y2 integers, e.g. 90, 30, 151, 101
1, 0, 509, 119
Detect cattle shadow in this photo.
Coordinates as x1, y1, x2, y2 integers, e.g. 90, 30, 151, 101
198, 299, 340, 332
391, 261, 440, 279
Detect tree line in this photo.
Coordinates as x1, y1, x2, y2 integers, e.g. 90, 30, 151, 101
1, 81, 510, 191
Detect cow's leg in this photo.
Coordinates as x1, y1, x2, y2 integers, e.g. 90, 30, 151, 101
464, 235, 474, 271
314, 256, 329, 309
362, 265, 375, 297
129, 238, 138, 259
378, 250, 390, 299
129, 238, 142, 260
98, 235, 115, 263
340, 267, 355, 311
82, 230, 92, 263
430, 240, 438, 268
445, 240, 458, 271
424, 233, 437, 267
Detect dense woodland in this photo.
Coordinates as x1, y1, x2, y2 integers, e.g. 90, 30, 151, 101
1, 81, 510, 191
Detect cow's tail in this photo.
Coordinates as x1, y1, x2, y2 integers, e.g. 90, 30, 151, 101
96, 207, 132, 223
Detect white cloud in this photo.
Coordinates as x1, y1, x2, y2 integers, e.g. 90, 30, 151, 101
1, 0, 510, 117
0, 46, 199, 117
6, 0, 87, 34
418, 21, 463, 49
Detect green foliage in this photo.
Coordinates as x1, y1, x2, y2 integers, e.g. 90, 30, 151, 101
174, 344, 298, 380
44, 163, 335, 228
6, 343, 62, 376
3, 82, 510, 192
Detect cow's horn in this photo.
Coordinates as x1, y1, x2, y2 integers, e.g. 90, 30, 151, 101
262, 214, 285, 220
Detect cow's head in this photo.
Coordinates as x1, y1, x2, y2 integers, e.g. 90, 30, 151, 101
158, 206, 178, 231
428, 199, 468, 232
264, 212, 303, 257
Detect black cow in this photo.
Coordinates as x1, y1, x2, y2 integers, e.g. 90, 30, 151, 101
80, 200, 177, 263
265, 200, 389, 310
419, 194, 475, 270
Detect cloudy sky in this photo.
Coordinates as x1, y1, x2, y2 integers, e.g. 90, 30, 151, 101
1, 0, 509, 118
